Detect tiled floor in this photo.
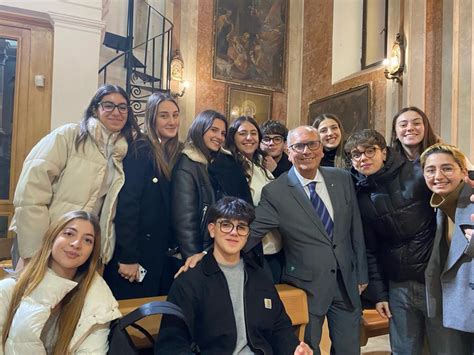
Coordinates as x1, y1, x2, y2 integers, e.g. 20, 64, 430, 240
361, 334, 391, 355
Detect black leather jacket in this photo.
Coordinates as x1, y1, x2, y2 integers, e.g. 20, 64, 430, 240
171, 145, 215, 259
352, 148, 436, 301
171, 146, 252, 259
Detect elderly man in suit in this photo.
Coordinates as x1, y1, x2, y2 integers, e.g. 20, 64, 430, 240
246, 125, 368, 354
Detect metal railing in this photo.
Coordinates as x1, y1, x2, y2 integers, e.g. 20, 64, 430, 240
99, 0, 173, 117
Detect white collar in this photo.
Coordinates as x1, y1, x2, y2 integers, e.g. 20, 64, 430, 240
293, 168, 323, 187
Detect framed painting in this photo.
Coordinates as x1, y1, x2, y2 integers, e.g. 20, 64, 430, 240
226, 86, 272, 125
212, 0, 287, 91
308, 84, 372, 135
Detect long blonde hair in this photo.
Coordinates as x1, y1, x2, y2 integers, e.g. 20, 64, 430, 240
142, 92, 183, 179
2, 211, 101, 354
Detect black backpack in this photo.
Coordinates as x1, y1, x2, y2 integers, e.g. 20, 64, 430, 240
107, 301, 186, 355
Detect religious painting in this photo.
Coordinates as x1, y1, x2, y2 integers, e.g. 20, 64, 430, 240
308, 84, 372, 135
213, 0, 287, 91
226, 86, 272, 124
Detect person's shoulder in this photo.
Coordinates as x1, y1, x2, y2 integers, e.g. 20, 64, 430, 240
320, 166, 352, 180
82, 273, 121, 322
126, 138, 154, 160
174, 261, 206, 286
0, 277, 16, 295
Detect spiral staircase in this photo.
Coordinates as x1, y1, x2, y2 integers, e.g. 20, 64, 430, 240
99, 0, 173, 121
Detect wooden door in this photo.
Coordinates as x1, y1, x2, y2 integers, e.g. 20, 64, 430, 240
0, 11, 53, 242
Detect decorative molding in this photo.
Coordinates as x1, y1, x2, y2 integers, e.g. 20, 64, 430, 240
48, 11, 105, 34
63, 0, 103, 11
0, 5, 53, 29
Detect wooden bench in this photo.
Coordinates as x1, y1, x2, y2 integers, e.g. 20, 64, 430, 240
360, 309, 389, 346
118, 283, 310, 349
0, 238, 13, 280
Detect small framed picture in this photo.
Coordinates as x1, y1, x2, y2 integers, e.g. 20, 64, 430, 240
226, 86, 273, 124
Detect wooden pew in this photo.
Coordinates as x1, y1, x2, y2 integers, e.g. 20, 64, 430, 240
118, 283, 310, 349
360, 309, 389, 346
0, 238, 13, 280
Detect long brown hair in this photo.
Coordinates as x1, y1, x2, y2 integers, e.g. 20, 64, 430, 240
187, 110, 228, 163
390, 106, 439, 160
142, 92, 183, 179
312, 113, 348, 168
226, 116, 272, 182
2, 211, 101, 354
76, 84, 140, 150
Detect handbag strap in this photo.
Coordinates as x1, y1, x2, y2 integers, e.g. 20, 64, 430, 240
118, 301, 185, 331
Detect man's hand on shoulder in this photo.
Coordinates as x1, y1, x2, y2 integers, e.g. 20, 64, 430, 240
294, 341, 313, 355
174, 252, 206, 278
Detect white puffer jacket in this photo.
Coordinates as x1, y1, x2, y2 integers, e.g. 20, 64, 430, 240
0, 269, 121, 354
10, 118, 127, 263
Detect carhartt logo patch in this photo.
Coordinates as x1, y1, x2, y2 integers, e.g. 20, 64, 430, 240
264, 298, 272, 309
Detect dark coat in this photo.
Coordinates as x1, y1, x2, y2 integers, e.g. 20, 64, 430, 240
352, 148, 436, 302
104, 139, 176, 299
272, 153, 292, 178
171, 146, 252, 259
155, 252, 300, 355
171, 145, 216, 259
208, 150, 253, 203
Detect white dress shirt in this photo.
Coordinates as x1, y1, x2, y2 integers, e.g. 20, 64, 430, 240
293, 168, 334, 220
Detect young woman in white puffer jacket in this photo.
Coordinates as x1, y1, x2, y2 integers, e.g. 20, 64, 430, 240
0, 210, 121, 355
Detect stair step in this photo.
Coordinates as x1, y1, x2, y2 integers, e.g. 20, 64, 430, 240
133, 70, 161, 83
131, 84, 165, 93
131, 55, 145, 69
103, 32, 130, 52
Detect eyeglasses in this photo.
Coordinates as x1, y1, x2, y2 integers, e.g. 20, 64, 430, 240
99, 101, 129, 114
423, 165, 459, 179
216, 220, 250, 237
350, 146, 380, 161
262, 135, 284, 145
289, 141, 321, 153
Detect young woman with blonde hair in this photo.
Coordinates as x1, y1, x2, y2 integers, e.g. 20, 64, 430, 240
104, 92, 183, 299
421, 144, 473, 354
0, 210, 120, 354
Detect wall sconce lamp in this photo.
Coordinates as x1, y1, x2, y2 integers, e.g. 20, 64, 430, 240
170, 49, 190, 98
383, 33, 405, 85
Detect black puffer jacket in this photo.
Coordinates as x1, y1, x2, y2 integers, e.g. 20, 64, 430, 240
352, 148, 436, 302
171, 144, 216, 259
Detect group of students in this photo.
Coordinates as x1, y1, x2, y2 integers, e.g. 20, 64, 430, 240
0, 83, 472, 354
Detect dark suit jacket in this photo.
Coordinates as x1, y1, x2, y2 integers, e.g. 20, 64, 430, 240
247, 167, 368, 315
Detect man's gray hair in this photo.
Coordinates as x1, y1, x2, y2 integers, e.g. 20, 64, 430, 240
287, 125, 318, 146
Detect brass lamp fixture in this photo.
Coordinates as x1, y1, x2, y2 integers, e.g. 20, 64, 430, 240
170, 49, 190, 98
383, 33, 405, 84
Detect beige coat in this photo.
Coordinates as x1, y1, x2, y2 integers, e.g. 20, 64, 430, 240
10, 118, 127, 263
0, 270, 121, 354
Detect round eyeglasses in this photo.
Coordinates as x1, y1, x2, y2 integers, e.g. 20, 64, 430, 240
99, 101, 129, 114
289, 141, 321, 153
350, 146, 380, 161
216, 220, 250, 237
262, 135, 284, 145
423, 165, 459, 179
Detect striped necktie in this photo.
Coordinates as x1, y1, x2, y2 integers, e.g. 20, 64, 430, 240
308, 181, 334, 238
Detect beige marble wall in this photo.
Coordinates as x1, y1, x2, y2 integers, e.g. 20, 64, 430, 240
301, 1, 387, 134
440, 0, 474, 159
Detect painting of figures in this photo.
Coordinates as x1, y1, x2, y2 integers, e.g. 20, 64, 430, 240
213, 0, 287, 90
308, 85, 372, 135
